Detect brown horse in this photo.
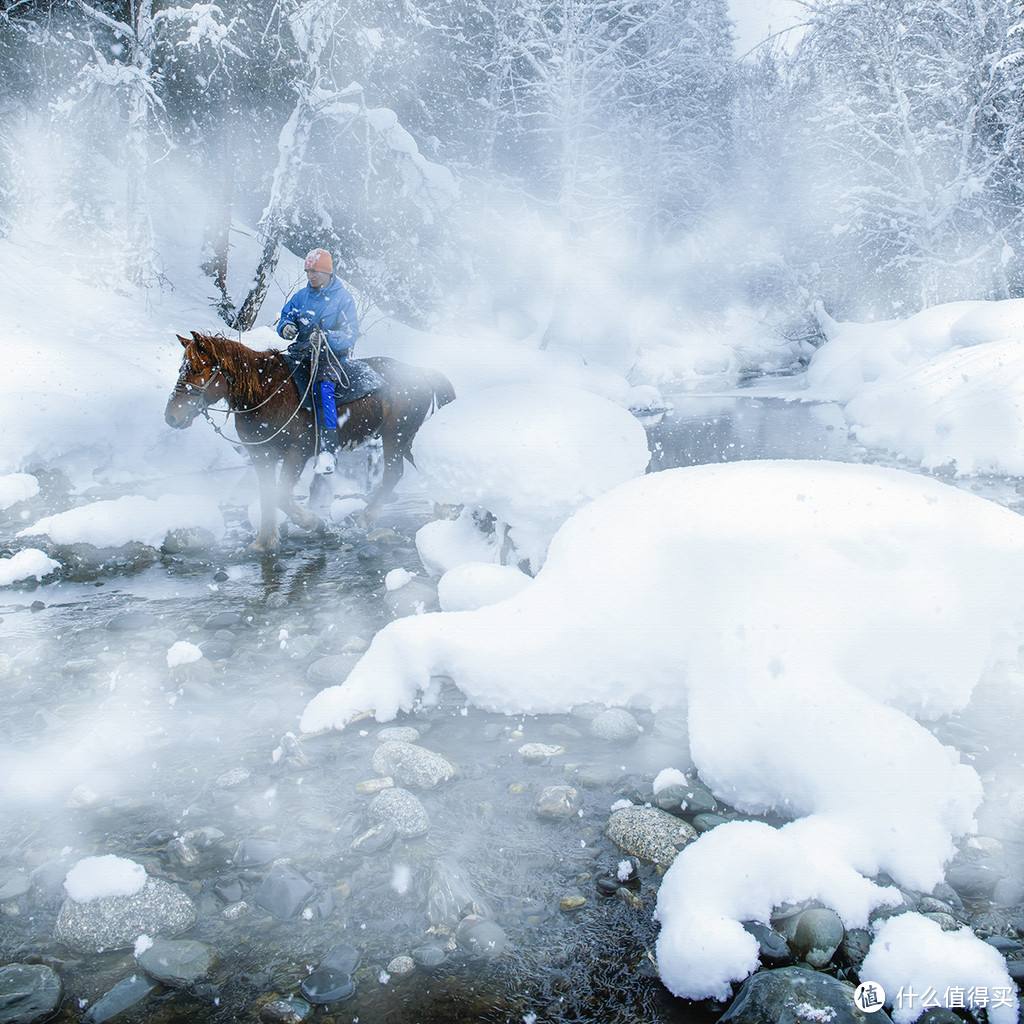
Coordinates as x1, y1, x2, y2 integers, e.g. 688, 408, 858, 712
164, 332, 455, 552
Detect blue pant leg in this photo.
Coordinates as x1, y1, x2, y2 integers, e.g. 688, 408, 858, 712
318, 381, 338, 430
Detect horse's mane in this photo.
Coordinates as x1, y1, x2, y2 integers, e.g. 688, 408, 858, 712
193, 333, 285, 408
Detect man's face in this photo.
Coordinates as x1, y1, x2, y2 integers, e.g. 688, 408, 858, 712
306, 269, 330, 290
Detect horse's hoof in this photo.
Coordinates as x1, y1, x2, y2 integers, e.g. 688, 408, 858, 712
248, 537, 280, 555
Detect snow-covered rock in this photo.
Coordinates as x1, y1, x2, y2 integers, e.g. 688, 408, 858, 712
437, 561, 532, 611
0, 548, 60, 585
64, 856, 147, 903
807, 298, 1024, 403
0, 472, 39, 510
412, 385, 649, 569
861, 914, 1018, 1024
416, 510, 499, 576
846, 339, 1024, 476
19, 494, 225, 549
166, 641, 203, 669
385, 568, 415, 591
297, 459, 1024, 1001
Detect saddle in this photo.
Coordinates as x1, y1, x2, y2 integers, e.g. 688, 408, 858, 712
281, 348, 385, 414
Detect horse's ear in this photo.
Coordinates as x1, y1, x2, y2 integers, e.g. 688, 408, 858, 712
176, 334, 190, 348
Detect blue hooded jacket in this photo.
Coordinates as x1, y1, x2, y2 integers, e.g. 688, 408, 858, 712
276, 275, 359, 356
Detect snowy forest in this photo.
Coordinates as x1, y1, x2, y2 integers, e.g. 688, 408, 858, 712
5, 2, 1024, 1024
4, 0, 1024, 341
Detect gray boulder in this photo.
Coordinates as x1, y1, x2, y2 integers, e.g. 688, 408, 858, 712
0, 964, 62, 1024
54, 877, 196, 954
606, 806, 697, 868
790, 907, 845, 967
137, 938, 214, 987
368, 787, 429, 838
84, 975, 158, 1023
371, 741, 455, 789
534, 786, 581, 820
720, 966, 892, 1023
588, 708, 641, 742
253, 866, 313, 919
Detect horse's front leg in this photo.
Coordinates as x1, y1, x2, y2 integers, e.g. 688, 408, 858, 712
249, 457, 281, 554
364, 430, 404, 519
278, 447, 325, 533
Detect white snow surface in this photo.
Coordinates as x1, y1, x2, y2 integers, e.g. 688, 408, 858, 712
298, 459, 1024, 1000
412, 385, 650, 567
846, 340, 1024, 476
64, 855, 147, 903
19, 494, 224, 548
0, 473, 39, 510
415, 510, 499, 576
652, 768, 688, 795
0, 548, 61, 586
807, 299, 1024, 403
385, 568, 415, 592
166, 641, 203, 668
437, 561, 533, 612
861, 914, 1019, 1024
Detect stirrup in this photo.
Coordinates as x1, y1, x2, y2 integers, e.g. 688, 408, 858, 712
314, 452, 336, 476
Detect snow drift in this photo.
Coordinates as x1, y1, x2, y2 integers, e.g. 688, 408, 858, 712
299, 460, 1024, 1003
411, 384, 650, 568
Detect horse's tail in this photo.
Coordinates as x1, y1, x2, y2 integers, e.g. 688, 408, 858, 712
428, 372, 456, 416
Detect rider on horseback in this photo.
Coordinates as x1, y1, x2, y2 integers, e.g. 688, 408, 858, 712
277, 248, 359, 475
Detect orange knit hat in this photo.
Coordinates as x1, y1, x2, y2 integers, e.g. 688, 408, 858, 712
304, 248, 333, 273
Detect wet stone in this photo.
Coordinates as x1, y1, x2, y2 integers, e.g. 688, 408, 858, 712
0, 963, 63, 1024
386, 955, 415, 976
199, 639, 234, 661
321, 943, 360, 974
606, 806, 697, 869
299, 968, 354, 1004
351, 824, 395, 854
534, 786, 580, 820
410, 945, 447, 969
427, 858, 490, 927
137, 938, 214, 988
371, 741, 455, 790
253, 866, 313, 920
368, 787, 430, 838
588, 708, 641, 742
162, 527, 216, 554
0, 869, 30, 902
54, 876, 196, 954
742, 922, 791, 965
107, 610, 158, 632
233, 839, 281, 867
518, 743, 565, 764
84, 973, 158, 1023
203, 611, 243, 630
692, 812, 729, 832
222, 901, 248, 920
566, 764, 625, 789
790, 908, 845, 968
377, 726, 420, 743
455, 915, 507, 959
216, 767, 250, 789
654, 781, 718, 816
259, 997, 312, 1024
719, 966, 891, 1023
355, 777, 393, 795
306, 655, 357, 687
559, 895, 586, 912
213, 878, 243, 904
921, 911, 960, 931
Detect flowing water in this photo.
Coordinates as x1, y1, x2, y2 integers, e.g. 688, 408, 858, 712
1, 393, 1021, 1023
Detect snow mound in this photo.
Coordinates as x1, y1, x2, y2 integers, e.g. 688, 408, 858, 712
298, 460, 1024, 1000
416, 510, 498, 576
652, 768, 688, 795
64, 855, 147, 903
807, 298, 1024, 403
0, 472, 39, 510
385, 568, 415, 591
166, 641, 203, 668
412, 385, 650, 568
861, 914, 1019, 1024
438, 561, 533, 612
19, 494, 224, 548
0, 548, 61, 586
846, 339, 1024, 476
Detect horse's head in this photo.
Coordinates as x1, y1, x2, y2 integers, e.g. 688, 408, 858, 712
165, 332, 230, 428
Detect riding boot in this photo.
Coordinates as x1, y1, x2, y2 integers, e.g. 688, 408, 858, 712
314, 379, 338, 475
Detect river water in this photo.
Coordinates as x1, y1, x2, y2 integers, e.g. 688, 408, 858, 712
0, 392, 1021, 1022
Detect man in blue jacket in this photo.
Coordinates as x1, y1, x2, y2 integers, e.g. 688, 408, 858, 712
277, 248, 359, 475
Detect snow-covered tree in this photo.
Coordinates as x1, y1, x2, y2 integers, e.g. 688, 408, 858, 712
64, 0, 241, 286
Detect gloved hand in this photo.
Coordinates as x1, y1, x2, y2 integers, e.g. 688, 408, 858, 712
280, 322, 298, 341
310, 327, 328, 349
